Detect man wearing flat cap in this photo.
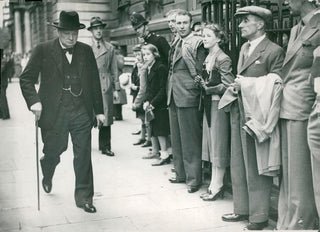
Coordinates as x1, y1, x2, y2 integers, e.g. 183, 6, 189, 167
88, 17, 120, 157
130, 12, 170, 67
20, 11, 105, 213
278, 0, 320, 229
221, 6, 284, 230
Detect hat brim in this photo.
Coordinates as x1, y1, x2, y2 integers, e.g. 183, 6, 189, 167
87, 23, 107, 31
234, 11, 271, 22
50, 22, 86, 30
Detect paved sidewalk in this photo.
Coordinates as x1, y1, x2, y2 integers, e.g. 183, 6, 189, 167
0, 80, 279, 232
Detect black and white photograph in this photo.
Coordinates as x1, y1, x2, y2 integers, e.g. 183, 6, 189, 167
0, 0, 320, 231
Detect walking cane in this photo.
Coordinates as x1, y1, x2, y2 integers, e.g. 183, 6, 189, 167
35, 115, 40, 211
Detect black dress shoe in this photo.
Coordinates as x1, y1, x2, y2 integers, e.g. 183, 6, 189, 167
222, 213, 249, 222
168, 177, 185, 183
151, 157, 171, 166
102, 149, 115, 156
42, 178, 52, 193
133, 139, 146, 145
187, 186, 200, 193
244, 221, 268, 230
77, 203, 97, 213
132, 129, 141, 135
141, 140, 152, 147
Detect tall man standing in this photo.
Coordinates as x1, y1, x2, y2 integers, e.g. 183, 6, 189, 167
167, 10, 206, 193
221, 6, 284, 230
20, 11, 104, 213
278, 0, 319, 229
88, 17, 120, 157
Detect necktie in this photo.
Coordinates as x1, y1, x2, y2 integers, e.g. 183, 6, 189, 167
295, 21, 304, 41
63, 47, 73, 55
97, 41, 100, 49
242, 42, 250, 65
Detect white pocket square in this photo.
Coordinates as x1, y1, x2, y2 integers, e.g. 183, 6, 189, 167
255, 60, 261, 64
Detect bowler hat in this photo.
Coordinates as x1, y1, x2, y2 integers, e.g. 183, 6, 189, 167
51, 11, 85, 30
87, 17, 107, 30
130, 12, 148, 30
235, 6, 272, 22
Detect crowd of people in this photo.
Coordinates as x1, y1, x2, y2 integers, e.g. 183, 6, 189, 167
18, 0, 320, 230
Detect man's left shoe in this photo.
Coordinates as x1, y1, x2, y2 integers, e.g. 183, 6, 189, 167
77, 203, 97, 213
187, 186, 200, 193
244, 221, 268, 230
102, 149, 115, 156
151, 157, 171, 166
42, 177, 52, 193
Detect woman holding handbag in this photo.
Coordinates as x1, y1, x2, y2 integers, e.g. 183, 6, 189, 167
195, 23, 234, 201
142, 44, 171, 166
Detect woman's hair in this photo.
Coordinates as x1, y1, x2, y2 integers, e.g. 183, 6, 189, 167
203, 23, 228, 46
142, 43, 160, 59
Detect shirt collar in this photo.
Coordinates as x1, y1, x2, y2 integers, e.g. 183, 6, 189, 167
302, 9, 318, 26
248, 33, 266, 47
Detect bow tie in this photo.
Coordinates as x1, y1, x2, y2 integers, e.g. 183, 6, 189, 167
63, 47, 74, 55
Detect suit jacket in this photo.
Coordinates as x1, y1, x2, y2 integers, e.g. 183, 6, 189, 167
238, 36, 284, 177
280, 11, 320, 120
167, 33, 207, 107
20, 38, 103, 129
91, 39, 119, 126
145, 59, 168, 109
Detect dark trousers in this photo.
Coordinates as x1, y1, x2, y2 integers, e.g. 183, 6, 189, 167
168, 99, 202, 187
40, 102, 93, 206
99, 126, 111, 151
0, 87, 10, 119
113, 104, 123, 119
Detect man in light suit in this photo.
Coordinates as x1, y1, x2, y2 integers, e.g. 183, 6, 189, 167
278, 0, 319, 229
167, 10, 206, 193
88, 17, 120, 157
20, 11, 104, 213
221, 6, 284, 230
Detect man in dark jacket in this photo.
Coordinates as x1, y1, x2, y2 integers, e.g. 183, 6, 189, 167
20, 11, 104, 213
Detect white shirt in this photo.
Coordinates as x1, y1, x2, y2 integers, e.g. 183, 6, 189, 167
59, 40, 73, 64
247, 34, 266, 57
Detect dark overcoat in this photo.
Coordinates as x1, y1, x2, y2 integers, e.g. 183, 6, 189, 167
20, 38, 103, 129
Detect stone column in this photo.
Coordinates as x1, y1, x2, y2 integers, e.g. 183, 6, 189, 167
24, 9, 32, 53
14, 10, 22, 54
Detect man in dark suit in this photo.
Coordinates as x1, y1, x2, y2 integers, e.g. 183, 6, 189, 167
20, 11, 104, 213
221, 6, 285, 230
166, 10, 206, 193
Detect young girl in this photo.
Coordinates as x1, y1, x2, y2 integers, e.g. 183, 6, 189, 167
142, 44, 171, 166
196, 23, 233, 201
131, 44, 152, 147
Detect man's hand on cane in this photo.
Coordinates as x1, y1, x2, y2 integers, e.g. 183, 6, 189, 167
96, 114, 105, 128
30, 102, 42, 121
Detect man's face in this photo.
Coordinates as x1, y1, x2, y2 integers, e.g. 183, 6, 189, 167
284, 0, 303, 16
167, 14, 177, 33
91, 26, 103, 40
58, 30, 78, 48
238, 15, 262, 40
135, 25, 147, 38
176, 14, 192, 38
